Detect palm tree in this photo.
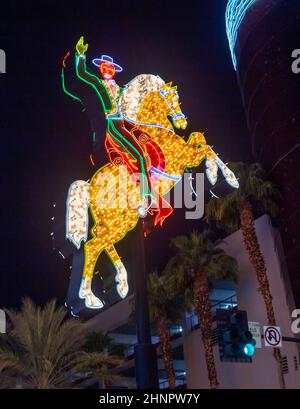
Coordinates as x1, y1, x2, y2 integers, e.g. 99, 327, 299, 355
0, 298, 84, 388
130, 270, 185, 389
0, 299, 124, 389
79, 330, 125, 389
83, 331, 113, 354
206, 162, 285, 389
74, 350, 124, 389
168, 230, 238, 389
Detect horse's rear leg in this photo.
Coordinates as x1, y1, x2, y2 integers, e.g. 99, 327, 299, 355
79, 238, 104, 309
106, 244, 129, 299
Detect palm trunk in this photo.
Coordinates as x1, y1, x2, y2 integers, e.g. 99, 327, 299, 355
194, 269, 219, 389
104, 379, 112, 389
100, 377, 105, 389
157, 311, 177, 389
238, 199, 286, 389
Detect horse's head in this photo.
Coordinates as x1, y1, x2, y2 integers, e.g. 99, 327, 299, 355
160, 82, 187, 130
119, 74, 187, 131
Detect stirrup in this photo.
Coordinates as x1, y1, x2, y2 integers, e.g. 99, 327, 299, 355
137, 195, 153, 218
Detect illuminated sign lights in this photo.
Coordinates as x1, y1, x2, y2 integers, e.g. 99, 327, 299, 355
225, 0, 257, 70
66, 180, 90, 250
92, 54, 123, 72
63, 39, 239, 309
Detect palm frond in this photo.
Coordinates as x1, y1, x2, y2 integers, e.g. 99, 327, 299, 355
1, 298, 87, 388
170, 230, 239, 293
83, 331, 113, 353
206, 162, 281, 232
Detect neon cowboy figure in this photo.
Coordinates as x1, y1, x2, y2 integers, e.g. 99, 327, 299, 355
75, 36, 153, 217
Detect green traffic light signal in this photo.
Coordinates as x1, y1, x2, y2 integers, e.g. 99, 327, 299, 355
243, 343, 255, 356
242, 330, 256, 357
217, 309, 256, 362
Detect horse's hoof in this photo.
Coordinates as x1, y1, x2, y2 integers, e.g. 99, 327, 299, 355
205, 159, 218, 186
79, 278, 92, 299
115, 263, 129, 298
222, 169, 239, 189
117, 281, 129, 299
78, 278, 104, 309
85, 294, 105, 309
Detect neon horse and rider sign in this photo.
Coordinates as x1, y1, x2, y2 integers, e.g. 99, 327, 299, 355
61, 36, 239, 310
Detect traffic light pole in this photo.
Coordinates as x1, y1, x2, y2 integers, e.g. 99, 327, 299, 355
282, 336, 300, 343
133, 222, 159, 389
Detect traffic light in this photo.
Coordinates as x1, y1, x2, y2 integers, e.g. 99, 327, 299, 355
216, 309, 256, 362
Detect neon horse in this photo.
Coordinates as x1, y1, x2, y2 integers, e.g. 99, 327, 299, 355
66, 74, 239, 308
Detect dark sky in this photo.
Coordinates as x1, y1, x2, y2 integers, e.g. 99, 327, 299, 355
0, 0, 251, 309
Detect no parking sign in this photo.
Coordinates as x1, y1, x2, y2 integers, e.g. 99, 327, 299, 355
263, 326, 282, 348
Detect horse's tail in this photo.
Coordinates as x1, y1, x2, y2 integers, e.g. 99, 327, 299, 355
66, 180, 90, 249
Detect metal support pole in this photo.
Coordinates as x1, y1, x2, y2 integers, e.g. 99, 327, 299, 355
282, 336, 300, 343
133, 222, 159, 389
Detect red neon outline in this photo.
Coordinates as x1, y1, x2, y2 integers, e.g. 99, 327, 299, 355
105, 132, 139, 173
62, 51, 71, 68
89, 153, 95, 166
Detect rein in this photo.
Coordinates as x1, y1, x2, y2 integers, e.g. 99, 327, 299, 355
159, 89, 186, 122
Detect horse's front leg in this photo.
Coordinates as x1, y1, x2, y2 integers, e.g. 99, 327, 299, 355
188, 132, 219, 185
204, 148, 218, 186
205, 146, 239, 189
106, 244, 129, 299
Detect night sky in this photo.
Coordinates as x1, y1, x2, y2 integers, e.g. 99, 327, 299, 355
0, 0, 251, 309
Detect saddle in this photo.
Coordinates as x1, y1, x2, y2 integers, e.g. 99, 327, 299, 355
105, 120, 165, 172
105, 120, 173, 227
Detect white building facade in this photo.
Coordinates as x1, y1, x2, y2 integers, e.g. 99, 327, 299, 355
86, 215, 300, 389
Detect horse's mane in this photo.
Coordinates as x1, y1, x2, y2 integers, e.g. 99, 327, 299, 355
119, 74, 165, 121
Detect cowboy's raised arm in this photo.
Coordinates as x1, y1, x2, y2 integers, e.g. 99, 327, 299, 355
75, 36, 106, 91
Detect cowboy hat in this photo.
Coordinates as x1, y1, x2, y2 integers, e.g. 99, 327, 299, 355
92, 55, 123, 72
